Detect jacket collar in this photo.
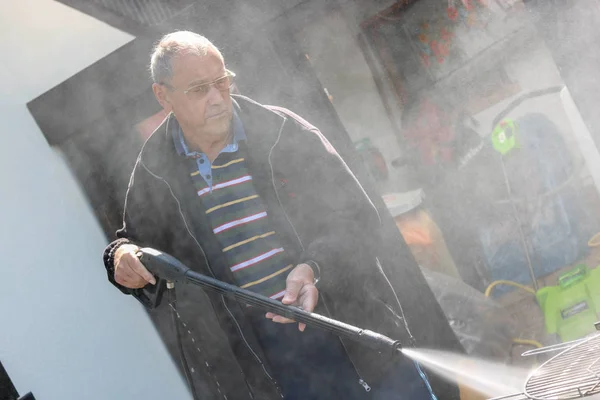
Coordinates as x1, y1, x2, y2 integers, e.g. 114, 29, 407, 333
233, 95, 288, 164
170, 108, 247, 157
140, 95, 287, 177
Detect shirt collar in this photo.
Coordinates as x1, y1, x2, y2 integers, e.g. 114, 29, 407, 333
171, 109, 246, 158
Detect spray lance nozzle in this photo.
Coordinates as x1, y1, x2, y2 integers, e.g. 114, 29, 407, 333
136, 247, 404, 356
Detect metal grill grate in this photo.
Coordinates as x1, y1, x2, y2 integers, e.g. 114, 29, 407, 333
524, 334, 600, 399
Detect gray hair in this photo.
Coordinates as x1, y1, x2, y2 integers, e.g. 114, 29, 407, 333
149, 31, 223, 84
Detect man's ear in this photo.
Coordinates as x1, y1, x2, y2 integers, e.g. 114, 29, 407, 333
152, 83, 173, 113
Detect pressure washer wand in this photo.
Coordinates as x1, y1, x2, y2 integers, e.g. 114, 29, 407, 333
138, 247, 403, 355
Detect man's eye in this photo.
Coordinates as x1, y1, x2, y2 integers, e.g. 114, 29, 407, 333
189, 85, 208, 93
214, 77, 229, 89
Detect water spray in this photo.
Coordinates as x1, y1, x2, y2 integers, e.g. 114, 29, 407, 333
137, 247, 405, 356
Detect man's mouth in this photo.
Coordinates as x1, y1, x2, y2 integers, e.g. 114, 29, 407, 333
206, 110, 228, 120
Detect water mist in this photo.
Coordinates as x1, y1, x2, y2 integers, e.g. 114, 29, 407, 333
401, 347, 531, 398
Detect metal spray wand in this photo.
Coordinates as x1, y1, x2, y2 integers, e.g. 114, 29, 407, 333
137, 247, 403, 355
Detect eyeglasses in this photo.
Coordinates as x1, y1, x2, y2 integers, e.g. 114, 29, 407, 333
163, 70, 236, 100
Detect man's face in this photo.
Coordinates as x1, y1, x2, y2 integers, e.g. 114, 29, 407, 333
155, 49, 233, 140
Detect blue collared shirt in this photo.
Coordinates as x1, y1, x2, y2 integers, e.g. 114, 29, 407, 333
172, 110, 247, 190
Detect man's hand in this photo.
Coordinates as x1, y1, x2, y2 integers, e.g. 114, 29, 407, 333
265, 263, 318, 332
114, 244, 156, 289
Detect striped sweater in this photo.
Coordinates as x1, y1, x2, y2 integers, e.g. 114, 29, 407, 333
184, 149, 293, 300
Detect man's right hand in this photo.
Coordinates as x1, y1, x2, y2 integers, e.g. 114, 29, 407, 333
114, 244, 156, 288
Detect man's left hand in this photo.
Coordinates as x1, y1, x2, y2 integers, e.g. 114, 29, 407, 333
265, 263, 318, 332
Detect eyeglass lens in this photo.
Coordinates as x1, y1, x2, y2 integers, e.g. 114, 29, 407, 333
187, 74, 233, 98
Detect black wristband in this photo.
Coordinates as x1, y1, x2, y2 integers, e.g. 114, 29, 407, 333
106, 238, 131, 271
304, 260, 321, 287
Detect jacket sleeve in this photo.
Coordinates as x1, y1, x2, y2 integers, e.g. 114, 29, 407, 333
297, 127, 382, 292
102, 158, 170, 295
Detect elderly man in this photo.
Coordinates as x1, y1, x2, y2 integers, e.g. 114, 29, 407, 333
103, 31, 455, 400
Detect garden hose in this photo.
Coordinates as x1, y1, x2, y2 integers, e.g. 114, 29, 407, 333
588, 232, 600, 247
512, 338, 543, 349
484, 280, 536, 297
484, 280, 542, 350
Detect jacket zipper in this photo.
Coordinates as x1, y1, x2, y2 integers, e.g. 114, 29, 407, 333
140, 162, 283, 398
374, 257, 437, 399
267, 119, 372, 393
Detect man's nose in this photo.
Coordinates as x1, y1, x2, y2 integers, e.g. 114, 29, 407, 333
205, 84, 226, 105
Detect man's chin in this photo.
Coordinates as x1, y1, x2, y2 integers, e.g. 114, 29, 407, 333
207, 120, 232, 138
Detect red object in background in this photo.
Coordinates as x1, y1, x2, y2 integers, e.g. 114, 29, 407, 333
405, 98, 454, 166
135, 110, 168, 141
430, 40, 439, 56
462, 0, 475, 11
421, 54, 431, 67
447, 7, 458, 20
430, 40, 449, 64
440, 28, 453, 42
438, 42, 450, 58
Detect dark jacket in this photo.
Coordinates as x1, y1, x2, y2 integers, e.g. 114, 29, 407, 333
103, 95, 459, 399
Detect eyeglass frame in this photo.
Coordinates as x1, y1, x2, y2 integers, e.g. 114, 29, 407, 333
160, 69, 236, 98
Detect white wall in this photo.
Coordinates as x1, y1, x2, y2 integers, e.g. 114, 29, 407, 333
0, 1, 191, 399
